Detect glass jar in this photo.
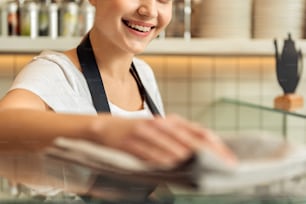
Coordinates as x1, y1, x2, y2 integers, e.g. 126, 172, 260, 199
6, 0, 19, 36
38, 0, 58, 38
58, 0, 79, 37
166, 0, 185, 38
165, 0, 191, 39
77, 0, 95, 36
19, 0, 39, 38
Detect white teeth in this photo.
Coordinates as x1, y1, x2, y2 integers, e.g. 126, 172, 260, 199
127, 22, 151, 32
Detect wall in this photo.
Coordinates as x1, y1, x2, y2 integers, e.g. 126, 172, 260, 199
0, 54, 305, 142
140, 55, 277, 117
0, 54, 34, 95
140, 55, 306, 142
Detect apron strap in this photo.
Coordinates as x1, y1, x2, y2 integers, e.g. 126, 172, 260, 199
76, 34, 160, 115
77, 34, 110, 113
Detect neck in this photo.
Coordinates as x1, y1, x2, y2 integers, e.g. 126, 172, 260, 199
89, 31, 134, 80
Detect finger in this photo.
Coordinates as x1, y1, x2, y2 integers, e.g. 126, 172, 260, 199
199, 129, 238, 165
148, 115, 232, 163
150, 116, 203, 150
131, 119, 193, 162
165, 115, 237, 164
122, 137, 191, 168
167, 115, 208, 141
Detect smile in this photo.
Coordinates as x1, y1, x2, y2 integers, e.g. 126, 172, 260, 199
123, 20, 155, 33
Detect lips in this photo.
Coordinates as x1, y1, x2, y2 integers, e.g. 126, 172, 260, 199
122, 20, 155, 33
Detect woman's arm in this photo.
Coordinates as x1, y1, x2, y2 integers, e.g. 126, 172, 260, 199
0, 89, 236, 166
0, 89, 98, 152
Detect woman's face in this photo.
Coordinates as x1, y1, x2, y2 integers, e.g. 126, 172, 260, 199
90, 0, 173, 54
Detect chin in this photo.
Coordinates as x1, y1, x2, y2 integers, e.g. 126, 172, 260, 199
131, 48, 146, 55
127, 43, 149, 54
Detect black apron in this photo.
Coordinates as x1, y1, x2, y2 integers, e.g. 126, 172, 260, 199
76, 34, 173, 204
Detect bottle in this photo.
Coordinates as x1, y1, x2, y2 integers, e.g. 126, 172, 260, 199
19, 0, 39, 38
38, 0, 58, 38
38, 0, 50, 36
48, 0, 58, 38
166, 0, 185, 38
6, 0, 19, 36
77, 0, 94, 36
59, 0, 78, 37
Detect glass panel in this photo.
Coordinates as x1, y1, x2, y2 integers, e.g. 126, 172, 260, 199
1, 97, 306, 203
196, 98, 306, 142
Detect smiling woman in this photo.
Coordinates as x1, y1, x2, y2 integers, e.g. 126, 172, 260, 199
0, 0, 236, 203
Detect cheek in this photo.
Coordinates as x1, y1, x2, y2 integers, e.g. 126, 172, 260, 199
160, 8, 173, 28
166, 11, 173, 26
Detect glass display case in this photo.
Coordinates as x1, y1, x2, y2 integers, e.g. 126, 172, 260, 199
1, 98, 306, 204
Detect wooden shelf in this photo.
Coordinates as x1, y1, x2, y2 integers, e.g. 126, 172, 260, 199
0, 36, 304, 56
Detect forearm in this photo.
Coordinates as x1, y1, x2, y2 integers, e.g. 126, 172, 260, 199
0, 108, 99, 152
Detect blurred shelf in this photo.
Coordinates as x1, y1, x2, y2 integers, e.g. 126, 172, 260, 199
0, 36, 304, 56
0, 36, 81, 53
146, 38, 282, 56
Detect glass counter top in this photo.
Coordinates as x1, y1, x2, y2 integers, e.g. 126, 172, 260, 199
220, 98, 306, 119
1, 98, 306, 204
197, 98, 306, 143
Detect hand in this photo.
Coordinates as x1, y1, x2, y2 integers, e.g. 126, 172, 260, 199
89, 114, 237, 168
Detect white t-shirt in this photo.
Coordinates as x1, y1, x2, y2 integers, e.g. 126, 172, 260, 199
10, 50, 165, 117
109, 101, 153, 118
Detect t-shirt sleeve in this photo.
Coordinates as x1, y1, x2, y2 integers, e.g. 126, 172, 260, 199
9, 57, 95, 114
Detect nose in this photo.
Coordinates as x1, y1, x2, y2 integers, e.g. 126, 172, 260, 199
138, 0, 158, 18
